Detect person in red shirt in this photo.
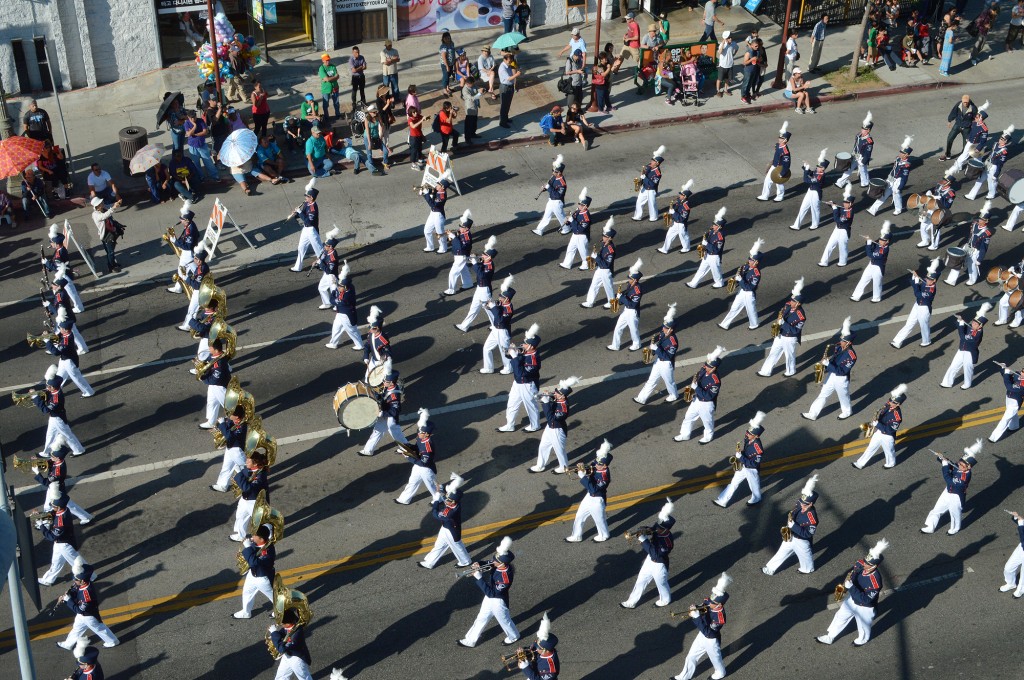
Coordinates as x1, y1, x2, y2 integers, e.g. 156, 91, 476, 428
437, 101, 461, 154
611, 13, 641, 75
407, 106, 427, 170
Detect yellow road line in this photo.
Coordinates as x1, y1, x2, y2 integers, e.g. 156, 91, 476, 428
3, 404, 1006, 645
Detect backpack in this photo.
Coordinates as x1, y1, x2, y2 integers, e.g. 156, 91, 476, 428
539, 113, 554, 135
432, 114, 442, 134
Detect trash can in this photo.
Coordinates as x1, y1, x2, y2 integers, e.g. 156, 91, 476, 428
118, 126, 148, 175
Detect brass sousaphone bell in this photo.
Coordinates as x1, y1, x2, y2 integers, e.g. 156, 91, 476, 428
198, 278, 229, 320
245, 415, 278, 467
237, 489, 286, 575
267, 575, 313, 660
224, 376, 256, 422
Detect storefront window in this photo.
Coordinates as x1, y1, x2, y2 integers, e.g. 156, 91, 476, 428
398, 0, 505, 37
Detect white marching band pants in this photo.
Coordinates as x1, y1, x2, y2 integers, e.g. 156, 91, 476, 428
610, 308, 640, 350
759, 335, 798, 376
854, 430, 897, 468
424, 211, 447, 251
234, 497, 256, 537
624, 555, 671, 606
940, 350, 975, 389
197, 337, 211, 362
807, 374, 852, 418
825, 598, 875, 644
536, 426, 568, 470
362, 415, 409, 454
184, 289, 201, 328
923, 490, 963, 533
634, 189, 658, 221
758, 169, 785, 200
64, 279, 85, 313
448, 255, 473, 291
482, 327, 511, 372
45, 417, 85, 456
459, 287, 492, 329
62, 614, 119, 647
765, 536, 814, 573
989, 396, 1021, 442
504, 382, 539, 430
41, 542, 81, 584
791, 189, 821, 229
561, 234, 590, 268
1002, 540, 1024, 597
868, 177, 904, 214
663, 221, 691, 252
836, 158, 870, 188
57, 358, 94, 396
851, 263, 883, 302
216, 446, 247, 489
716, 467, 761, 505
397, 465, 440, 504
205, 384, 226, 426
422, 526, 472, 568
537, 199, 566, 233
1002, 205, 1023, 233
275, 655, 314, 680
996, 292, 1024, 326
637, 360, 678, 402
570, 494, 609, 540
329, 312, 364, 349
678, 400, 715, 440
585, 269, 614, 305
819, 227, 849, 267
674, 633, 726, 680
721, 289, 758, 329
892, 304, 932, 347
689, 255, 724, 287
240, 572, 274, 614
70, 323, 89, 354
293, 226, 324, 270
463, 595, 520, 645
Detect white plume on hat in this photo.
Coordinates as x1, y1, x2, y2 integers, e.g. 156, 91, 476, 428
56, 306, 68, 325
500, 274, 514, 294
862, 111, 873, 128
461, 209, 473, 224
525, 323, 540, 340
817, 148, 828, 165
193, 243, 206, 257
943, 165, 957, 179
926, 257, 941, 277
417, 408, 430, 430
538, 612, 552, 641
658, 498, 674, 523
977, 301, 992, 319
628, 258, 643, 277
663, 302, 677, 327
801, 473, 819, 498
46, 481, 61, 505
597, 439, 612, 460
552, 154, 564, 169
484, 235, 497, 252
325, 227, 340, 241
978, 100, 990, 114
73, 556, 86, 576
652, 145, 666, 159
45, 365, 58, 381
497, 536, 513, 555
1002, 124, 1015, 138
49, 434, 67, 452
339, 260, 350, 282
304, 177, 317, 193
382, 358, 393, 376
867, 539, 889, 561
963, 438, 983, 458
891, 383, 907, 400
73, 637, 90, 658
840, 316, 852, 339
330, 669, 349, 680
579, 187, 588, 203
681, 179, 694, 194
448, 471, 464, 493
557, 376, 580, 392
603, 217, 615, 234
714, 206, 727, 224
48, 223, 60, 239
901, 135, 913, 151
843, 184, 853, 201
779, 120, 789, 137
880, 221, 891, 239
368, 305, 383, 325
981, 200, 993, 217
706, 345, 726, 364
791, 277, 805, 298
711, 572, 732, 598
748, 238, 765, 260
749, 410, 766, 430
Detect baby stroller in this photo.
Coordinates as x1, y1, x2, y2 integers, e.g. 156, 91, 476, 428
666, 60, 703, 107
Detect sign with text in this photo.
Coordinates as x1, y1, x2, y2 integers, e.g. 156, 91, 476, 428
397, 0, 502, 37
336, 0, 388, 12
156, 0, 206, 14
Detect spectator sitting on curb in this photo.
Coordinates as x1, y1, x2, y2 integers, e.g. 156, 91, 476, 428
255, 135, 290, 182
565, 102, 592, 151
21, 168, 52, 219
300, 93, 322, 137
0, 189, 17, 227
540, 105, 568, 146
86, 163, 120, 207
230, 157, 282, 196
168, 148, 201, 202
283, 116, 303, 151
306, 126, 334, 177
145, 161, 177, 204
330, 137, 380, 176
786, 67, 813, 114
478, 47, 498, 99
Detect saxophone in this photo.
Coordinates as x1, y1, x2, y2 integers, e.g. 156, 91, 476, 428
770, 308, 784, 338
833, 568, 855, 602
860, 407, 886, 438
610, 285, 623, 314
781, 511, 794, 542
729, 441, 743, 471
663, 210, 673, 227
726, 266, 742, 295
814, 344, 833, 384
633, 176, 642, 192
696, 230, 710, 259
641, 336, 656, 365
586, 251, 596, 270
681, 370, 699, 403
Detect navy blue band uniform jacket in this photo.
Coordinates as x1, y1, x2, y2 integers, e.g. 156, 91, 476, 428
847, 560, 883, 608
694, 367, 721, 403
233, 466, 269, 502
545, 175, 567, 202
521, 646, 559, 680
912, 278, 936, 310
826, 344, 857, 379
45, 332, 80, 368
242, 542, 276, 580
738, 263, 760, 292
642, 516, 675, 567
542, 399, 568, 431
413, 437, 438, 473
789, 501, 818, 544
432, 498, 464, 541
941, 460, 971, 504
217, 419, 248, 449
670, 196, 691, 225
641, 164, 662, 191
874, 404, 902, 437
854, 133, 874, 165
833, 205, 854, 235
581, 467, 610, 499
654, 330, 678, 363
511, 351, 540, 388
42, 507, 78, 549
740, 438, 763, 470
65, 581, 102, 619
779, 305, 806, 342
363, 331, 391, 364
619, 282, 642, 310
956, 321, 983, 363
694, 599, 727, 640
476, 563, 514, 604
771, 143, 791, 172
271, 624, 312, 665
34, 389, 68, 422
297, 201, 319, 230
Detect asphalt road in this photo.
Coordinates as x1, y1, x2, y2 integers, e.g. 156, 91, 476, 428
2, 82, 1024, 680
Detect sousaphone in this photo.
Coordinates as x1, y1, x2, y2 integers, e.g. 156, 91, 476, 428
245, 415, 278, 466
224, 376, 256, 422
198, 279, 229, 319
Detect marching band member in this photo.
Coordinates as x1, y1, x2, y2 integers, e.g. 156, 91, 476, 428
396, 409, 441, 505
607, 259, 643, 352
269, 608, 314, 680
443, 210, 474, 295
55, 558, 119, 648
818, 185, 854, 267
167, 203, 199, 294
421, 180, 451, 253
359, 360, 410, 455
482, 275, 515, 375
632, 145, 665, 222
658, 180, 694, 253
326, 265, 364, 351
634, 304, 679, 404
940, 302, 990, 389
233, 525, 276, 619
44, 225, 84, 312
35, 483, 83, 585
620, 499, 675, 608
559, 188, 592, 269
44, 309, 95, 397
964, 201, 994, 286
995, 257, 1024, 328
458, 536, 521, 647
762, 474, 820, 575
867, 135, 913, 216
966, 125, 1013, 201
531, 377, 579, 474
674, 346, 725, 444
999, 510, 1024, 598
757, 122, 791, 202
565, 440, 612, 543
789, 149, 828, 230
188, 298, 220, 369
687, 208, 728, 289
198, 339, 231, 429
66, 639, 103, 679
1003, 203, 1024, 233
534, 156, 567, 235
46, 277, 88, 353
921, 441, 981, 535
289, 179, 325, 271
581, 219, 616, 309
951, 100, 990, 174
230, 452, 268, 543
718, 238, 764, 331
714, 412, 766, 507
455, 236, 498, 332
315, 228, 341, 308
34, 365, 86, 456
802, 317, 856, 421
36, 435, 92, 522
835, 112, 873, 189
757, 278, 805, 377
853, 384, 907, 469
850, 221, 892, 303
211, 405, 248, 493
498, 324, 541, 433
670, 573, 731, 680
362, 306, 391, 379
177, 244, 209, 331
988, 362, 1024, 443
420, 472, 472, 568
518, 612, 559, 679
916, 169, 956, 251
891, 259, 939, 349
816, 540, 888, 646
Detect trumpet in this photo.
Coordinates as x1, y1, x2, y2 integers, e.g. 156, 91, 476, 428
12, 389, 46, 407
161, 227, 182, 257
729, 441, 742, 471
726, 266, 742, 295
12, 455, 51, 474
669, 605, 710, 617
413, 184, 435, 194
860, 407, 885, 439
624, 527, 653, 544
455, 562, 494, 578
557, 462, 594, 477
610, 285, 622, 314
780, 511, 793, 542
28, 510, 55, 525
814, 343, 832, 384
26, 331, 58, 348
500, 647, 536, 671
834, 569, 855, 602
770, 309, 784, 338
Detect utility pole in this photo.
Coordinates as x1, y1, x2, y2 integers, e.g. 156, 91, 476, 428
849, 0, 871, 79
207, 0, 223, 102
0, 454, 38, 680
587, 0, 604, 113
771, 0, 795, 89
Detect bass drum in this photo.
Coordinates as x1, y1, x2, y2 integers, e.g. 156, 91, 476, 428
945, 246, 967, 271
931, 209, 952, 227
998, 168, 1024, 205
965, 159, 985, 180
986, 266, 1004, 286
1011, 290, 1024, 310
867, 178, 887, 199
333, 382, 380, 430
834, 152, 852, 172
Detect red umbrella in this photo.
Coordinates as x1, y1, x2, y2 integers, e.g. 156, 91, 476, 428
0, 135, 45, 179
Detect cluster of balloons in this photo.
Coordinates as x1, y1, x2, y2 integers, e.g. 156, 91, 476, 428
195, 11, 261, 82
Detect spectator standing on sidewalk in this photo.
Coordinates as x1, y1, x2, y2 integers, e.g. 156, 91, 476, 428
785, 28, 800, 79
969, 6, 998, 66
250, 80, 271, 138
349, 47, 367, 107
593, 52, 613, 113
407, 107, 427, 169
440, 31, 458, 96
559, 27, 588, 63
515, 0, 531, 37
740, 38, 762, 104
363, 106, 390, 173
501, 0, 515, 34
319, 54, 341, 120
1008, 0, 1024, 51
436, 101, 461, 154
939, 18, 959, 77
381, 40, 401, 98
808, 14, 828, 72
22, 100, 53, 143
611, 13, 641, 75
700, 1, 725, 43
461, 76, 482, 144
498, 52, 521, 129
184, 109, 219, 182
564, 50, 587, 108
716, 31, 738, 96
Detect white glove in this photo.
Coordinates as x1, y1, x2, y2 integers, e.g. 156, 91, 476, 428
268, 624, 279, 633
377, 410, 384, 418
243, 538, 252, 548
508, 348, 519, 358
639, 534, 649, 542
787, 520, 795, 528
649, 343, 656, 350
540, 395, 550, 403
41, 258, 48, 265
518, 660, 529, 669
690, 381, 697, 389
802, 162, 810, 171
577, 470, 586, 479
870, 421, 878, 427
42, 301, 49, 309
843, 580, 853, 590
689, 610, 700, 619
473, 571, 483, 580
854, 153, 863, 163
701, 239, 708, 246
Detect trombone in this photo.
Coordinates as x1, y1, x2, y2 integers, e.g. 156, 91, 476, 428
455, 562, 494, 578
669, 604, 709, 617
11, 389, 46, 407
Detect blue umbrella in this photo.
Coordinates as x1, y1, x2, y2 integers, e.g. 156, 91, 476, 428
492, 32, 527, 51
219, 128, 258, 168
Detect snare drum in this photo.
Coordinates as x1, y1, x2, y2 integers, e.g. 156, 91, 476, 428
998, 168, 1024, 205
1004, 275, 1020, 293
924, 197, 938, 212
987, 266, 1004, 286
834, 152, 853, 172
907, 193, 923, 209
333, 382, 380, 430
931, 209, 951, 227
367, 363, 388, 390
867, 178, 887, 199
945, 246, 967, 271
1011, 290, 1024, 310
965, 158, 985, 180
1000, 269, 1013, 282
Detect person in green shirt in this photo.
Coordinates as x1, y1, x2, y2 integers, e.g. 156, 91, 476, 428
319, 53, 341, 120
300, 93, 322, 138
658, 12, 670, 43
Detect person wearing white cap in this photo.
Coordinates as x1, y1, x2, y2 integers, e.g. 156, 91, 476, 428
850, 221, 892, 303
853, 385, 907, 469
714, 412, 765, 507
90, 196, 125, 274
482, 275, 516, 375
757, 279, 805, 377
633, 146, 665, 222
558, 26, 588, 63
867, 136, 913, 216
802, 318, 855, 421
921, 441, 981, 534
718, 238, 763, 330
966, 124, 1013, 201
762, 474, 820, 575
608, 259, 644, 351
674, 347, 724, 444
531, 377, 579, 473
940, 302, 990, 389
620, 499, 675, 608
458, 536, 521, 647
634, 304, 679, 404
566, 441, 612, 543
671, 573, 730, 680
715, 33, 737, 97
999, 510, 1024, 599
890, 259, 939, 349
988, 362, 1024, 443
816, 540, 888, 647
790, 150, 829, 230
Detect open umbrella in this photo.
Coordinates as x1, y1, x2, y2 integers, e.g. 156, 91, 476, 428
157, 91, 185, 127
492, 32, 527, 51
0, 135, 45, 179
129, 143, 166, 175
218, 128, 258, 168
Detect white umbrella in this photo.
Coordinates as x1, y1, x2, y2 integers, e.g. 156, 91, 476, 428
218, 128, 258, 168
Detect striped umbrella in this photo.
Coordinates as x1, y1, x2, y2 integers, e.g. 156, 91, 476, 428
129, 143, 167, 175
0, 135, 45, 179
